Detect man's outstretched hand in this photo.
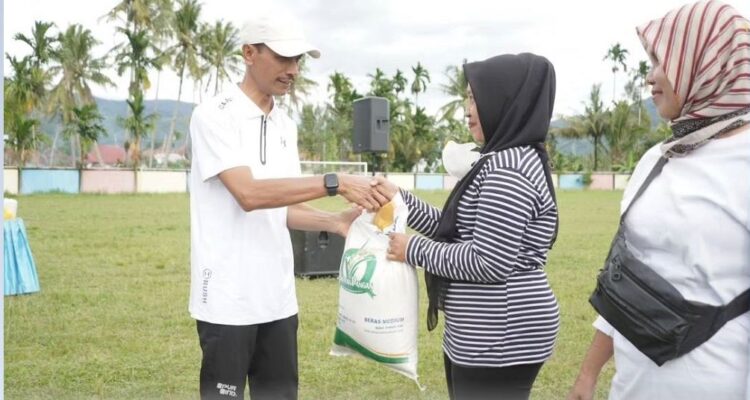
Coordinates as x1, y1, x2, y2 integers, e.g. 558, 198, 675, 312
338, 175, 390, 211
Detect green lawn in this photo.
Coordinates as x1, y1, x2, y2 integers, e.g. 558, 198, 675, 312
5, 190, 620, 399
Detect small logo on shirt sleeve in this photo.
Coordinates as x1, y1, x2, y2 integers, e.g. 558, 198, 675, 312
218, 97, 233, 110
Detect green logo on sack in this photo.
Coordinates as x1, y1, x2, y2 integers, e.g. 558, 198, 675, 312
339, 245, 377, 298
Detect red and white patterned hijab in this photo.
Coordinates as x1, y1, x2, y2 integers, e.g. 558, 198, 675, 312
637, 0, 750, 155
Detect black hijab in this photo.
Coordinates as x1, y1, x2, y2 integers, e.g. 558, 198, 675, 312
425, 53, 559, 331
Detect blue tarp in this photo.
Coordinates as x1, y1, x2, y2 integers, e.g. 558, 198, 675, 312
4, 218, 40, 295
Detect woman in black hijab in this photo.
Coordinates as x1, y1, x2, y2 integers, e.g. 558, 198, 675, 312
377, 53, 560, 400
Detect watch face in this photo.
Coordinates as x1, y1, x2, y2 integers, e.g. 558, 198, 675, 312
325, 174, 338, 188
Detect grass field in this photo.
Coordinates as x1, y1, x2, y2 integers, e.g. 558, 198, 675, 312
5, 190, 621, 399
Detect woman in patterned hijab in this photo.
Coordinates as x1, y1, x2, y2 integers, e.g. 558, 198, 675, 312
638, 0, 750, 154
569, 1, 750, 399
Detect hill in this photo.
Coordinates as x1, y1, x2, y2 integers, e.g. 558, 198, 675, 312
38, 97, 197, 150
35, 96, 665, 158
94, 97, 196, 147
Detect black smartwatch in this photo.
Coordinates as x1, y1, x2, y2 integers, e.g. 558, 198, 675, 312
323, 173, 339, 196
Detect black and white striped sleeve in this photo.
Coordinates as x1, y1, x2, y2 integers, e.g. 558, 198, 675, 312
400, 188, 442, 239
405, 168, 536, 283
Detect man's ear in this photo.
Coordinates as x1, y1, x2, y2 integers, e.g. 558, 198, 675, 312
242, 44, 258, 66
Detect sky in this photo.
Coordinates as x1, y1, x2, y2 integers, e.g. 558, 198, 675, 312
4, 0, 750, 119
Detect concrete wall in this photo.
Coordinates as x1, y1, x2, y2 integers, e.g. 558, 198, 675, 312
443, 175, 459, 191
415, 174, 443, 190
386, 173, 415, 190
4, 168, 19, 194
589, 173, 615, 190
20, 169, 79, 194
3, 168, 635, 194
137, 170, 188, 193
559, 174, 585, 190
81, 170, 135, 194
614, 174, 630, 190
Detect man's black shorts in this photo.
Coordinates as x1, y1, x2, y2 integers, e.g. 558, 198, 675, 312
197, 314, 298, 399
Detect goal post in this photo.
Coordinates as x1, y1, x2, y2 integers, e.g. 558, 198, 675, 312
300, 161, 368, 176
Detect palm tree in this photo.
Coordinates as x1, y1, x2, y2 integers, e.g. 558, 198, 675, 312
105, 0, 174, 38
283, 57, 318, 116
6, 55, 49, 165
327, 71, 359, 115
121, 91, 157, 167
14, 21, 57, 68
410, 62, 430, 107
48, 24, 114, 166
297, 104, 329, 160
145, 1, 176, 167
603, 43, 629, 103
5, 55, 48, 114
199, 20, 242, 95
606, 100, 649, 168
106, 0, 173, 92
4, 109, 42, 167
71, 104, 107, 167
390, 121, 420, 172
106, 0, 173, 166
412, 106, 439, 171
114, 28, 163, 96
163, 0, 202, 156
4, 68, 46, 167
326, 71, 361, 159
558, 84, 608, 171
12, 22, 57, 163
634, 60, 649, 125
368, 68, 392, 98
438, 62, 468, 122
392, 69, 407, 95
114, 26, 165, 167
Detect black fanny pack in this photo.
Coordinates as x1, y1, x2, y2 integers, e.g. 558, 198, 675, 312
589, 157, 750, 366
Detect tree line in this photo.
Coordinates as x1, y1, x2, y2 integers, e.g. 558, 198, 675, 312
4, 1, 669, 173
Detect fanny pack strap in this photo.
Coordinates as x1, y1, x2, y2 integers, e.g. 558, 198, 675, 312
617, 155, 750, 337
620, 156, 669, 222
712, 287, 750, 330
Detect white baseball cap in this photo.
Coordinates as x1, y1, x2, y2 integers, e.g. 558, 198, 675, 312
239, 11, 320, 59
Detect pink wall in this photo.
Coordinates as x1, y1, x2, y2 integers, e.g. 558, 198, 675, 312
589, 174, 614, 190
81, 170, 135, 193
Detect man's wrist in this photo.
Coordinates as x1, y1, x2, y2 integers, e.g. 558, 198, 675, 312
335, 174, 347, 196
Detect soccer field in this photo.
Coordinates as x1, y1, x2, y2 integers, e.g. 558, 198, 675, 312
5, 190, 621, 399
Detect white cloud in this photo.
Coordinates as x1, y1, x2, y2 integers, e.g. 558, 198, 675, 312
4, 0, 750, 117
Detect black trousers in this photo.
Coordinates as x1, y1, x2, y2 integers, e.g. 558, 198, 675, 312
197, 314, 299, 400
444, 353, 543, 400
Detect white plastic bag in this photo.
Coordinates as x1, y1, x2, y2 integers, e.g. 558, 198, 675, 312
331, 193, 420, 384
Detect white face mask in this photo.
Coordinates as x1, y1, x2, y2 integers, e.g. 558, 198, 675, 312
442, 140, 480, 179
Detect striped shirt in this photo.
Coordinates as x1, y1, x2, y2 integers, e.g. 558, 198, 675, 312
404, 145, 560, 367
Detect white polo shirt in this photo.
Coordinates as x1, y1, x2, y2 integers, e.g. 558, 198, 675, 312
189, 83, 302, 325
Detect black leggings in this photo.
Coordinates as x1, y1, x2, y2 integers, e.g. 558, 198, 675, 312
444, 353, 543, 400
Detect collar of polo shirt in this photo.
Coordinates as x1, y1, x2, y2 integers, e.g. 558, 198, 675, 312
227, 83, 284, 121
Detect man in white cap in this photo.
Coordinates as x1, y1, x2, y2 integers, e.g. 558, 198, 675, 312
188, 10, 387, 400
